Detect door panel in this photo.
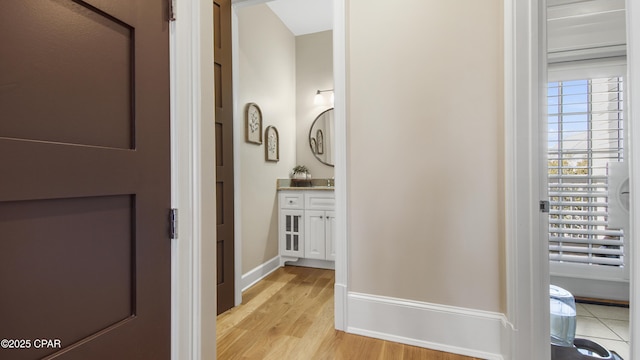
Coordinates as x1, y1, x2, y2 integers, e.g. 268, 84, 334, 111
0, 0, 170, 359
305, 210, 326, 260
0, 196, 134, 352
1, 0, 134, 149
280, 210, 304, 257
214, 0, 235, 315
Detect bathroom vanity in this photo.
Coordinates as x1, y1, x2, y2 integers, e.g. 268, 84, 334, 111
278, 180, 335, 268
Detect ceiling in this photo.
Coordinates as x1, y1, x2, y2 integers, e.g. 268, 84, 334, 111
266, 0, 333, 36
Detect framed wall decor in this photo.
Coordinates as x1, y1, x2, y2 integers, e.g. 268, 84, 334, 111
316, 129, 324, 155
310, 138, 317, 154
245, 102, 263, 144
265, 125, 279, 162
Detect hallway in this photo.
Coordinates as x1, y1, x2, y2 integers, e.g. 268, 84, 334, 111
216, 266, 482, 359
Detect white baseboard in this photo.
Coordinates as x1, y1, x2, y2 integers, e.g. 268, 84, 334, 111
347, 292, 507, 360
501, 316, 515, 360
283, 258, 335, 270
241, 256, 281, 292
242, 256, 336, 293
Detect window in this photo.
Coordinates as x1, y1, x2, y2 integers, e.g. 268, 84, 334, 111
547, 77, 625, 269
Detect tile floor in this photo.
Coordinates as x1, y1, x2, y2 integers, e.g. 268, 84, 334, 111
575, 302, 629, 359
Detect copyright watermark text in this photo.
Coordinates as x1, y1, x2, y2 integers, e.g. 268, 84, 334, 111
1, 338, 62, 349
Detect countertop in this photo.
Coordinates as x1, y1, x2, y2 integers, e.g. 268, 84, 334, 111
277, 186, 334, 191
277, 178, 335, 191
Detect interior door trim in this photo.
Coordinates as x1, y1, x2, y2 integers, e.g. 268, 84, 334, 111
170, 0, 217, 358
503, 0, 550, 358
626, 0, 640, 358
506, 0, 639, 358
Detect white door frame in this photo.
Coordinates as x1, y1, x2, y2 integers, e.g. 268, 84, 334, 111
170, 0, 217, 359
506, 0, 639, 358
627, 0, 640, 358
331, 0, 348, 331
503, 0, 550, 357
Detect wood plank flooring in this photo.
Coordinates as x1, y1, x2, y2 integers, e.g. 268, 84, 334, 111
216, 266, 483, 360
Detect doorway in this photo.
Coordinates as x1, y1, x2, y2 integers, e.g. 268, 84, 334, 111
545, 0, 630, 356
545, 0, 629, 299
505, 0, 639, 358
228, 1, 346, 326
538, 0, 635, 358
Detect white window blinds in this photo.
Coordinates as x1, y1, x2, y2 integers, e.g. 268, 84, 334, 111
547, 77, 625, 267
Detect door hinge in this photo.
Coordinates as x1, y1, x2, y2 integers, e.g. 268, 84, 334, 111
169, 0, 176, 22
539, 200, 550, 213
170, 208, 178, 239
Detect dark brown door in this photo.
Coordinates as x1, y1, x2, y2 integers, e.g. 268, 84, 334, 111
0, 1, 170, 359
214, 0, 235, 315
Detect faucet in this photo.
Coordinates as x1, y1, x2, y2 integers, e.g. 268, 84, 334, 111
327, 177, 334, 187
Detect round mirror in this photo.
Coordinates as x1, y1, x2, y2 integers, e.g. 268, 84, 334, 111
309, 108, 334, 167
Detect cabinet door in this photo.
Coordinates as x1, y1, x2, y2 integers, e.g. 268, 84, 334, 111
305, 210, 326, 259
325, 211, 336, 261
280, 209, 304, 257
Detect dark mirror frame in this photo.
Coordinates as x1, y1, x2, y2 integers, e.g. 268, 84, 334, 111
308, 108, 334, 167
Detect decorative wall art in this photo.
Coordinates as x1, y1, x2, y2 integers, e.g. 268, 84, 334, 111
265, 125, 279, 162
310, 138, 317, 154
245, 103, 263, 144
316, 129, 324, 155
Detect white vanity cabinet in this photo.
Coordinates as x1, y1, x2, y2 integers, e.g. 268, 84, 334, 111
278, 190, 335, 265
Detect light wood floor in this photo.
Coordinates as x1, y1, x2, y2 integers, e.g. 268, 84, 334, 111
217, 266, 483, 360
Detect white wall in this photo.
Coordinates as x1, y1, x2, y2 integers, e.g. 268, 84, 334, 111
347, 0, 504, 312
237, 4, 296, 274
296, 30, 335, 179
